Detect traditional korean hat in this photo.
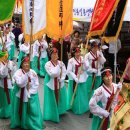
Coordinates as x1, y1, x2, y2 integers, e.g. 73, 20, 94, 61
0, 51, 8, 62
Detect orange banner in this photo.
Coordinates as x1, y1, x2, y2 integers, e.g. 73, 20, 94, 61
88, 0, 119, 38
46, 0, 73, 40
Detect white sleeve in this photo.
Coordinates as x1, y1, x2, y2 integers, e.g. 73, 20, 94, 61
89, 88, 109, 118
29, 70, 39, 94
45, 62, 61, 78
33, 42, 39, 57
13, 70, 28, 88
18, 33, 23, 42
43, 40, 48, 49
98, 51, 106, 65
10, 32, 15, 39
59, 61, 66, 80
67, 59, 77, 81
0, 63, 8, 78
84, 54, 97, 73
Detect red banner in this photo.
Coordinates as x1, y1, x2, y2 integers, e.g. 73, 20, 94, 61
88, 0, 119, 38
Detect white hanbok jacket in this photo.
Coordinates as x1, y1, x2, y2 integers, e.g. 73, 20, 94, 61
33, 40, 48, 59
4, 32, 15, 51
89, 83, 121, 118
45, 60, 66, 90
19, 43, 33, 61
0, 60, 17, 89
84, 50, 106, 76
13, 69, 39, 102
67, 56, 88, 83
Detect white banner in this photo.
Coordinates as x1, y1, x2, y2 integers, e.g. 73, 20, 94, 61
73, 0, 130, 22
22, 0, 46, 42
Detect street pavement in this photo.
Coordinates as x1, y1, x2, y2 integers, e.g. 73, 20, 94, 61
0, 55, 92, 130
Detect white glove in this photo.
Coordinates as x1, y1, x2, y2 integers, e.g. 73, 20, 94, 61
103, 111, 110, 118
92, 69, 98, 74
75, 77, 79, 83
117, 82, 122, 89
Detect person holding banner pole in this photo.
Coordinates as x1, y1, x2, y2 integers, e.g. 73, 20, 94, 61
43, 47, 67, 122
17, 38, 31, 68
84, 39, 106, 101
3, 27, 15, 60
89, 68, 122, 130
67, 47, 89, 114
10, 56, 43, 130
0, 51, 16, 118
32, 36, 48, 77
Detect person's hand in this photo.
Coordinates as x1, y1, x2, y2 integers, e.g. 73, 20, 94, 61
117, 82, 122, 89
75, 77, 79, 83
103, 111, 110, 118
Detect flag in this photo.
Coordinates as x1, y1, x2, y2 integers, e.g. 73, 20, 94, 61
0, 0, 16, 24
103, 0, 128, 42
22, 0, 46, 43
46, 0, 73, 40
87, 0, 119, 38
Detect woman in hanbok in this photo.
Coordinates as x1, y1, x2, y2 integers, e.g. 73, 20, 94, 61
17, 38, 33, 69
89, 68, 122, 130
3, 27, 15, 60
67, 47, 89, 114
0, 51, 16, 118
32, 36, 48, 77
11, 56, 43, 130
43, 47, 67, 122
84, 39, 106, 101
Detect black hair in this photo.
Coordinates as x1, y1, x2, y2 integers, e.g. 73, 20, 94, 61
74, 30, 80, 35
71, 47, 80, 57
101, 67, 112, 78
99, 67, 112, 85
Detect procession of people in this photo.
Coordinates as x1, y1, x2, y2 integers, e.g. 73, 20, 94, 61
0, 22, 130, 130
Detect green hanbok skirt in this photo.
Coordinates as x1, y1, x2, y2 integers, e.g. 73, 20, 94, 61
0, 87, 12, 118
43, 74, 67, 123
10, 85, 43, 130
32, 56, 48, 76
67, 80, 89, 114
86, 76, 102, 101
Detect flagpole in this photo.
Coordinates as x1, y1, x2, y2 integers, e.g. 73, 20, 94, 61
114, 40, 117, 83
27, 0, 34, 113
0, 31, 5, 49
30, 0, 34, 56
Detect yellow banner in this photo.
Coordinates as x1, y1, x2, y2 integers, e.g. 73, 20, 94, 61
46, 0, 73, 40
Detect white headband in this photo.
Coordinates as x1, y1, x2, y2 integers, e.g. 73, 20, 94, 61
101, 69, 111, 74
